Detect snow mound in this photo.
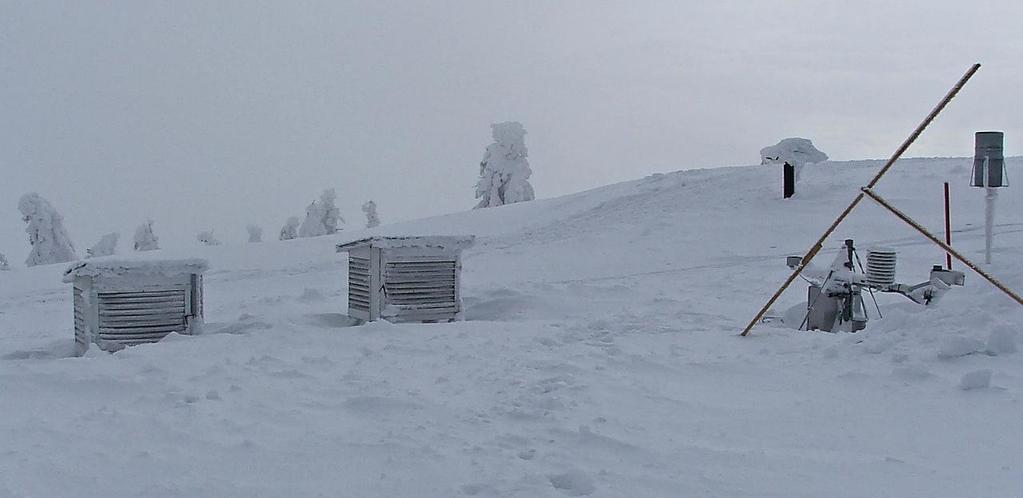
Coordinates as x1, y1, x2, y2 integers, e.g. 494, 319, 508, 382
760, 137, 828, 166
960, 369, 992, 390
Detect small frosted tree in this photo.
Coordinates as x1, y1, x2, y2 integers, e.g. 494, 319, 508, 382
133, 220, 160, 251
86, 232, 119, 258
247, 225, 263, 243
0, 252, 9, 271
197, 229, 220, 246
279, 216, 300, 240
362, 200, 380, 228
298, 200, 327, 238
19, 193, 77, 266
474, 121, 535, 209
320, 189, 343, 234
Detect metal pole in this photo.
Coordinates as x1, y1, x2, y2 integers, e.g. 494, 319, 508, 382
862, 187, 1023, 306
944, 182, 952, 270
740, 63, 982, 336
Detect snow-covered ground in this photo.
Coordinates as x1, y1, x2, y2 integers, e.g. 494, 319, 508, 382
2, 158, 1022, 497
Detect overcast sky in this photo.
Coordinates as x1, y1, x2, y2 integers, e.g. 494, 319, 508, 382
2, 1, 1021, 262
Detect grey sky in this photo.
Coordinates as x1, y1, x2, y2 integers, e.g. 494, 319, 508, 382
2, 1, 1020, 262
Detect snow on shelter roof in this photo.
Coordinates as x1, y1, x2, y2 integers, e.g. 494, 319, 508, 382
63, 257, 209, 283
336, 236, 475, 253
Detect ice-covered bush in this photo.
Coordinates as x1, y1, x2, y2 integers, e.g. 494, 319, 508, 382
133, 220, 160, 251
475, 121, 535, 209
320, 189, 343, 234
19, 193, 77, 266
299, 201, 327, 238
86, 232, 119, 258
760, 138, 828, 183
279, 216, 300, 241
0, 252, 9, 271
246, 225, 263, 243
362, 200, 380, 228
197, 229, 221, 246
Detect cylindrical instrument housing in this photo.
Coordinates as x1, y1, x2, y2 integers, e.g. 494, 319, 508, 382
865, 249, 897, 288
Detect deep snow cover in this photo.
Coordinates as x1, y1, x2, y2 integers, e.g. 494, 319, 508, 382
2, 158, 1022, 497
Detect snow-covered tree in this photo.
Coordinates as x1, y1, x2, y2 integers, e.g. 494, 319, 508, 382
362, 200, 380, 228
319, 189, 343, 234
133, 220, 160, 251
299, 201, 327, 238
474, 121, 535, 209
86, 232, 119, 258
279, 216, 300, 241
0, 252, 9, 271
760, 138, 828, 182
18, 193, 77, 266
197, 229, 220, 246
247, 225, 263, 243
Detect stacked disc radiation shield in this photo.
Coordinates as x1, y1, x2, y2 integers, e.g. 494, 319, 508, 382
865, 249, 897, 288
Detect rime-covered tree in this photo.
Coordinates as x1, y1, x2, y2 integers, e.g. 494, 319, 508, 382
197, 229, 220, 246
299, 201, 327, 238
247, 225, 263, 243
87, 232, 119, 258
362, 200, 380, 228
19, 193, 77, 266
0, 252, 9, 271
474, 121, 535, 209
279, 216, 300, 241
133, 220, 160, 251
319, 189, 343, 234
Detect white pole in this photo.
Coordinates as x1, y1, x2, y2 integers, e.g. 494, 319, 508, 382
983, 156, 995, 264
986, 186, 996, 264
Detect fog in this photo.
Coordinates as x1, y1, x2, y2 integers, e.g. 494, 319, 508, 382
2, 1, 1020, 263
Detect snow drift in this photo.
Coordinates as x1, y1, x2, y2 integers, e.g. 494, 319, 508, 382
1, 157, 1021, 497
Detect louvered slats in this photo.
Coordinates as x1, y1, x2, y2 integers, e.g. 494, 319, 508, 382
348, 256, 371, 312
73, 286, 87, 347
95, 289, 187, 345
384, 261, 456, 310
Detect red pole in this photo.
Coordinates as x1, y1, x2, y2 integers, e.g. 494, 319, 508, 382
944, 182, 952, 270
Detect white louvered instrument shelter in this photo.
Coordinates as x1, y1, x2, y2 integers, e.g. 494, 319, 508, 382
64, 258, 208, 354
337, 236, 474, 323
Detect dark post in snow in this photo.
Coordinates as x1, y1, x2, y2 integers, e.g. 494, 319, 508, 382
783, 162, 795, 199
970, 131, 1008, 264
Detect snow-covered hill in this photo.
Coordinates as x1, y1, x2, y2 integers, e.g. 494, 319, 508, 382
2, 158, 1022, 497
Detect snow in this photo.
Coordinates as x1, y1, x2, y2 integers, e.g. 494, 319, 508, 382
298, 200, 328, 238
319, 188, 343, 235
86, 232, 119, 258
197, 229, 221, 246
363, 200, 381, 229
761, 137, 829, 185
279, 216, 300, 241
246, 225, 263, 243
63, 256, 209, 282
985, 327, 1017, 355
2, 157, 1023, 496
959, 369, 992, 390
336, 235, 475, 252
133, 220, 160, 251
937, 336, 984, 359
760, 137, 828, 166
